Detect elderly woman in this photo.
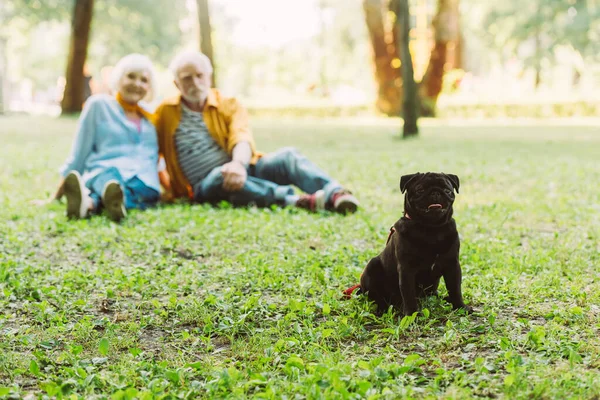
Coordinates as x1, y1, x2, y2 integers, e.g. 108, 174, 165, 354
49, 53, 160, 222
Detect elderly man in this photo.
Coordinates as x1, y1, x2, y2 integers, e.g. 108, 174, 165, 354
154, 51, 359, 213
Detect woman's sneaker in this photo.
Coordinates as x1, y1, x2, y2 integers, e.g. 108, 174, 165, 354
102, 180, 126, 222
64, 171, 91, 219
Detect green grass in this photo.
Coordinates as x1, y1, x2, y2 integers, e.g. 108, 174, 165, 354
1, 114, 599, 399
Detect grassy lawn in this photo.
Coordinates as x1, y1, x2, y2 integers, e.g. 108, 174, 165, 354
1, 114, 599, 399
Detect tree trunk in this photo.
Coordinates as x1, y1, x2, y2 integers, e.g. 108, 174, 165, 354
423, 41, 447, 99
452, 33, 463, 70
392, 0, 418, 138
363, 0, 402, 116
419, 0, 459, 116
61, 0, 94, 115
197, 0, 216, 87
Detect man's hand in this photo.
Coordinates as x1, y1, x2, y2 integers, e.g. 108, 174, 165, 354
221, 161, 247, 192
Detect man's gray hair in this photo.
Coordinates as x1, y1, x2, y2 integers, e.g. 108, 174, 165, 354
169, 51, 214, 78
109, 53, 157, 101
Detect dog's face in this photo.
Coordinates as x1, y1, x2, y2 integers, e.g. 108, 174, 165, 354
400, 172, 460, 222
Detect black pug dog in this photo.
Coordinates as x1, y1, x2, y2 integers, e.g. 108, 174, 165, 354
359, 172, 472, 316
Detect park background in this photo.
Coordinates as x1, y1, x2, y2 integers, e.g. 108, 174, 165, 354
0, 1, 599, 399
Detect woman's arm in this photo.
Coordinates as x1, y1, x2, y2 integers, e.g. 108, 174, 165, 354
58, 97, 99, 177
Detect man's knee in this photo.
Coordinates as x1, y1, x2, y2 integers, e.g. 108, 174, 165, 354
270, 147, 303, 165
279, 146, 300, 158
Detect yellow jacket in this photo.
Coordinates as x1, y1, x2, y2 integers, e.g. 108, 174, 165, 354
154, 89, 262, 200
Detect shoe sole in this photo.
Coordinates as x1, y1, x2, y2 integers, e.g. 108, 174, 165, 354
102, 182, 126, 222
334, 194, 359, 214
64, 171, 87, 219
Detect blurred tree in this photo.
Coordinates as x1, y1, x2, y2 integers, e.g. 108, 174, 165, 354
197, 0, 216, 87
419, 0, 460, 116
316, 0, 331, 96
6, 0, 186, 111
392, 0, 419, 137
61, 0, 94, 114
363, 0, 461, 118
311, 0, 371, 98
484, 0, 600, 89
209, 0, 371, 103
90, 0, 186, 68
5, 0, 71, 22
1, 0, 72, 110
363, 0, 403, 116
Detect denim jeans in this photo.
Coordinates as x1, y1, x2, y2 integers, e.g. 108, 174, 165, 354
193, 147, 342, 207
86, 167, 159, 210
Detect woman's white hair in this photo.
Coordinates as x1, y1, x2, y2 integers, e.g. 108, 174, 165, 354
169, 51, 214, 79
110, 53, 157, 101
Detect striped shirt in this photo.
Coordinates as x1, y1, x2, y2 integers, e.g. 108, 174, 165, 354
174, 103, 231, 190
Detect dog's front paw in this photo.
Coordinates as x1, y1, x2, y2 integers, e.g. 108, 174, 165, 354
444, 297, 474, 314
459, 304, 474, 314
453, 303, 474, 314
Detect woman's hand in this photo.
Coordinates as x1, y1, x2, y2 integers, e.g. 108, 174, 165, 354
31, 179, 66, 205
30, 197, 56, 206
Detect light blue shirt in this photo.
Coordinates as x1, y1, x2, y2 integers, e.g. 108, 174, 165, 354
59, 94, 160, 192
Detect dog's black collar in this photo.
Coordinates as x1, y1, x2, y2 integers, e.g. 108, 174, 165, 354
402, 212, 451, 228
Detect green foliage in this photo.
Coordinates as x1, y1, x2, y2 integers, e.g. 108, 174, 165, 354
484, 0, 600, 65
4, 0, 187, 90
3, 0, 71, 23
1, 115, 600, 398
98, 337, 109, 356
90, 0, 187, 67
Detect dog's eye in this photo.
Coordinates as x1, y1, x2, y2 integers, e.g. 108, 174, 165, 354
416, 188, 424, 194
445, 189, 452, 194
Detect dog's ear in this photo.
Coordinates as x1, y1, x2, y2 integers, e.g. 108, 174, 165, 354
445, 174, 460, 194
400, 173, 420, 193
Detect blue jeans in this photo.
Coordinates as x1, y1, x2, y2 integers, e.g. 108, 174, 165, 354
86, 167, 159, 210
193, 147, 342, 207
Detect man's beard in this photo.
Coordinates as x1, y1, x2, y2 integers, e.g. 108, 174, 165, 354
182, 88, 208, 105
